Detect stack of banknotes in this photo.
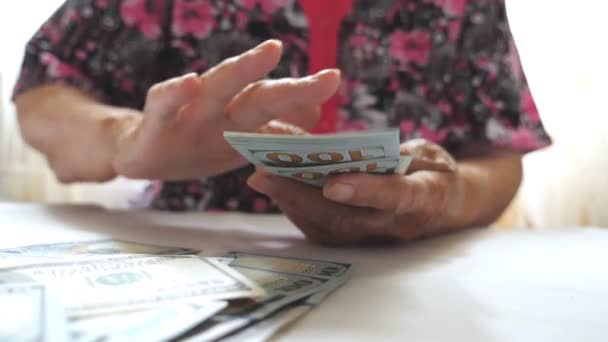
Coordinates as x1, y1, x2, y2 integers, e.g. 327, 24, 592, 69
0, 240, 352, 341
224, 129, 412, 186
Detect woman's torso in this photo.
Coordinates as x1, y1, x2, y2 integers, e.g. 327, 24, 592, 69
17, 0, 547, 212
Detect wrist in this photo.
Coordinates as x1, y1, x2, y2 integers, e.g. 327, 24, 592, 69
97, 107, 142, 176
443, 164, 491, 230
421, 171, 460, 234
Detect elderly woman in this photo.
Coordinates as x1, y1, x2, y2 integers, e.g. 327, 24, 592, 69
13, 0, 550, 245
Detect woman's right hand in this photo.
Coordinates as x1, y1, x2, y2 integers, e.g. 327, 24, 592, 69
112, 40, 340, 180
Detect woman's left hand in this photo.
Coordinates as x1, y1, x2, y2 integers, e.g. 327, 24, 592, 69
247, 139, 461, 245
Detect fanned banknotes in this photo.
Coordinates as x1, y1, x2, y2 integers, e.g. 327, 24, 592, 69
0, 240, 353, 342
180, 252, 352, 341
224, 129, 412, 186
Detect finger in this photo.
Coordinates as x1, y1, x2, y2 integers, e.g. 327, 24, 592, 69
407, 157, 454, 174
322, 173, 443, 215
223, 69, 340, 130
257, 120, 308, 136
198, 39, 283, 116
323, 173, 411, 211
400, 139, 457, 173
144, 73, 202, 118
284, 207, 415, 245
247, 172, 389, 241
277, 209, 332, 244
281, 204, 398, 246
280, 209, 366, 246
277, 105, 320, 131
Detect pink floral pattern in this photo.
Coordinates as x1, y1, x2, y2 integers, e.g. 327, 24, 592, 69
430, 0, 466, 16
239, 0, 290, 15
389, 30, 432, 66
120, 0, 163, 39
40, 52, 83, 79
172, 0, 216, 39
14, 0, 551, 213
508, 128, 546, 151
521, 89, 541, 124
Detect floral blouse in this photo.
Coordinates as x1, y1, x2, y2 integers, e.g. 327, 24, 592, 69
14, 0, 551, 213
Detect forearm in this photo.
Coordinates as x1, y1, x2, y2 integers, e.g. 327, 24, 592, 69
14, 84, 140, 183
438, 150, 523, 231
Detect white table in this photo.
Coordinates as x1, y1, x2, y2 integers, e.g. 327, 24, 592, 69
1, 202, 607, 341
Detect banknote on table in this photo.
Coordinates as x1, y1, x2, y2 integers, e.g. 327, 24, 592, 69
0, 283, 67, 342
70, 301, 227, 342
218, 252, 352, 341
0, 239, 198, 258
179, 268, 332, 341
224, 129, 412, 186
221, 286, 344, 342
180, 252, 352, 341
0, 254, 264, 317
223, 252, 352, 279
221, 303, 309, 342
0, 240, 353, 341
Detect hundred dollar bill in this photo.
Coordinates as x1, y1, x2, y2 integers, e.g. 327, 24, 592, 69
224, 129, 401, 168
224, 130, 412, 186
223, 252, 352, 279
70, 301, 227, 342
180, 269, 331, 341
217, 253, 352, 341
0, 283, 67, 342
222, 286, 346, 342
0, 255, 264, 317
221, 303, 309, 342
266, 158, 401, 186
180, 253, 353, 341
0, 239, 198, 258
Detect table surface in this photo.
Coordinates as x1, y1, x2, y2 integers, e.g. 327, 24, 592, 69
1, 202, 607, 342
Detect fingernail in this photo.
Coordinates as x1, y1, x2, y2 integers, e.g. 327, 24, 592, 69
257, 39, 282, 51
313, 69, 340, 80
325, 183, 354, 202
182, 72, 198, 79
247, 173, 275, 195
269, 39, 283, 48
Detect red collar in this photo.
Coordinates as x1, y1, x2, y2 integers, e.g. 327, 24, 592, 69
299, 0, 354, 133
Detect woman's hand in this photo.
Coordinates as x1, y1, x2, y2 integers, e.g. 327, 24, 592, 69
112, 40, 340, 180
16, 40, 339, 183
247, 139, 462, 245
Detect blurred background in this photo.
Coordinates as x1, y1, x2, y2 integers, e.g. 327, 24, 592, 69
1, 1, 607, 228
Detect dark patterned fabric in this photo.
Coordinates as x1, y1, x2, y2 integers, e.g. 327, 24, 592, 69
13, 0, 551, 213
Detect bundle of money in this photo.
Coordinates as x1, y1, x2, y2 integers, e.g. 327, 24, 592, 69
0, 240, 352, 341
224, 129, 412, 186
